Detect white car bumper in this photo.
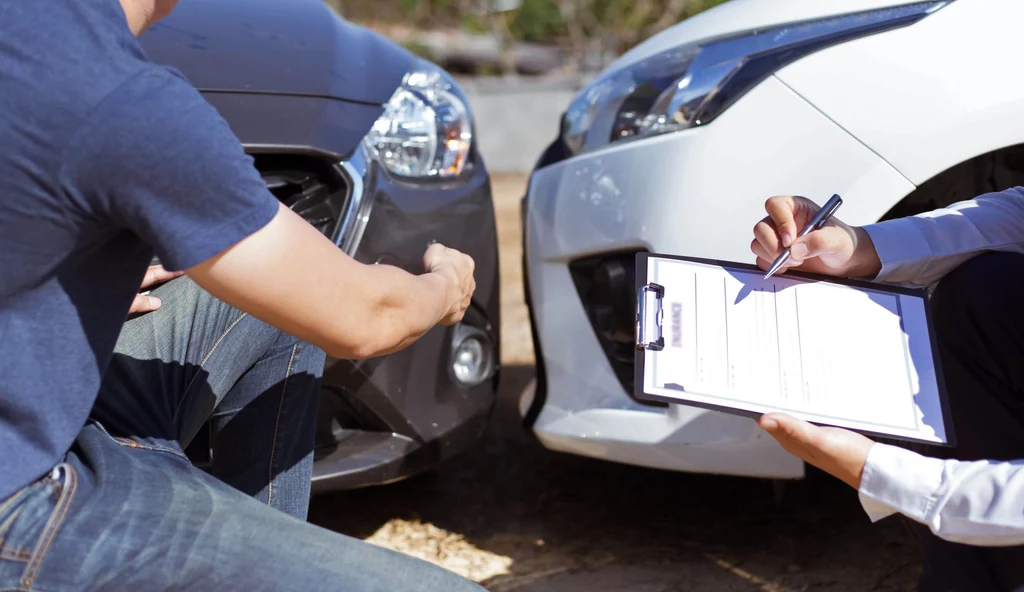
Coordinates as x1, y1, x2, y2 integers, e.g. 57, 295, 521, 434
522, 75, 914, 479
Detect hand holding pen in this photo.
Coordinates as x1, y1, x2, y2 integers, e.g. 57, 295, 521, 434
763, 194, 843, 278
750, 194, 883, 280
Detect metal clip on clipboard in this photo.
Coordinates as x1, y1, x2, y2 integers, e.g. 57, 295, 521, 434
635, 283, 665, 351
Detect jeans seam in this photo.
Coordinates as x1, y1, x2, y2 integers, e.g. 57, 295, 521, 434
1, 545, 30, 562
93, 422, 190, 462
173, 312, 248, 423
0, 488, 28, 523
20, 465, 77, 589
0, 507, 25, 552
266, 343, 299, 507
115, 438, 191, 461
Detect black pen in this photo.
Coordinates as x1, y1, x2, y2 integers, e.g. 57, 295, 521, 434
763, 194, 843, 280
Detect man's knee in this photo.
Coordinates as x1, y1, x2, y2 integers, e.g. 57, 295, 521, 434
151, 275, 218, 312
152, 276, 323, 368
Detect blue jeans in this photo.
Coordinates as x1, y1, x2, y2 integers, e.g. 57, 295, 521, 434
0, 278, 483, 591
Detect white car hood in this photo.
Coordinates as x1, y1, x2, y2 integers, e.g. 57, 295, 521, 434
611, 0, 939, 73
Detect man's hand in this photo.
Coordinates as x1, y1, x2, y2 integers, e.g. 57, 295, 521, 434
423, 243, 476, 326
751, 196, 882, 278
129, 265, 185, 315
758, 413, 875, 489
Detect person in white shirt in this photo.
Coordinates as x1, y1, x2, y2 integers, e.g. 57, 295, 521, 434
750, 186, 1024, 591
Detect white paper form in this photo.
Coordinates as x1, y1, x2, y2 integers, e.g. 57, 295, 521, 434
641, 257, 948, 444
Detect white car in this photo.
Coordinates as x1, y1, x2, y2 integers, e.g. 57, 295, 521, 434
521, 0, 1024, 479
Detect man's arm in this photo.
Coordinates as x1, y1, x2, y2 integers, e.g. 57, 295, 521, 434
751, 187, 1024, 286
860, 444, 1024, 546
187, 203, 475, 360
759, 414, 1024, 546
60, 71, 474, 360
862, 186, 1024, 286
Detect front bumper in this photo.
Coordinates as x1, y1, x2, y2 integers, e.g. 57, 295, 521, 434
311, 148, 501, 493
522, 76, 914, 479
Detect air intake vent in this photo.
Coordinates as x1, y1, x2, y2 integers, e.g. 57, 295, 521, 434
569, 249, 664, 406
264, 171, 335, 235
253, 154, 350, 242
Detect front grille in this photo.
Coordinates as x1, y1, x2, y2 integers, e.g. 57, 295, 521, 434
569, 250, 665, 406
253, 154, 350, 242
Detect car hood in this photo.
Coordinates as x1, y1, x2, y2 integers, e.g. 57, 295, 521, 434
139, 0, 414, 105
611, 0, 940, 72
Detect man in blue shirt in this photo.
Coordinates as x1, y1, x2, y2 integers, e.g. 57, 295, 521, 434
0, 0, 483, 589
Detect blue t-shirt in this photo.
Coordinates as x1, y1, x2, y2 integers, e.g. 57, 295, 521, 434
0, 0, 279, 502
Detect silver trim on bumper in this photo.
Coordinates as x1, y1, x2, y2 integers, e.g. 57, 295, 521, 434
336, 146, 372, 256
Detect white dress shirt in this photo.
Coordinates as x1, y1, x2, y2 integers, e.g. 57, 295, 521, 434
856, 186, 1024, 546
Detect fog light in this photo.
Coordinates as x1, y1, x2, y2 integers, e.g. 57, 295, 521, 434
451, 325, 495, 387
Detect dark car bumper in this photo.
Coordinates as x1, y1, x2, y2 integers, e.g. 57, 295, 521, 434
310, 148, 501, 493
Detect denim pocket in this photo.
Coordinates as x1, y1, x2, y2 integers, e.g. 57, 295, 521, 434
0, 465, 77, 589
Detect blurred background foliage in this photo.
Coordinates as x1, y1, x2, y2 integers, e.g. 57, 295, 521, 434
331, 0, 729, 74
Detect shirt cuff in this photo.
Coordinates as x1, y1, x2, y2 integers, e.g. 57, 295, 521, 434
861, 219, 935, 285
858, 443, 944, 524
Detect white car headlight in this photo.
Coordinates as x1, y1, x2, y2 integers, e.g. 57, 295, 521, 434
562, 1, 950, 157
365, 60, 473, 178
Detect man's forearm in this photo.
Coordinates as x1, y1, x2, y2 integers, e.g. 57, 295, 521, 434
188, 203, 461, 361
860, 444, 1024, 546
861, 186, 1024, 287
353, 266, 450, 359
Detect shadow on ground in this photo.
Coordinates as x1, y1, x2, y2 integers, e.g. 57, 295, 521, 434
310, 365, 922, 591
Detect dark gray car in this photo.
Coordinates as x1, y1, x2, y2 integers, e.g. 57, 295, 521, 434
139, 0, 500, 492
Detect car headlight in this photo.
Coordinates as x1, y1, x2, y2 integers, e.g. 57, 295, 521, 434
562, 1, 950, 157
365, 60, 473, 178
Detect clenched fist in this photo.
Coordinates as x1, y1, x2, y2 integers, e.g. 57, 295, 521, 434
423, 243, 476, 326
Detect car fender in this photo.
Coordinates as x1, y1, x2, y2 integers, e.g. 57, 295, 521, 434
776, 0, 1024, 207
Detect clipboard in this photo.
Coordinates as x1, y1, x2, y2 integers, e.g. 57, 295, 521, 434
634, 252, 954, 447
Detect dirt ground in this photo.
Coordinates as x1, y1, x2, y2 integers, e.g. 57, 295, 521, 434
308, 174, 923, 591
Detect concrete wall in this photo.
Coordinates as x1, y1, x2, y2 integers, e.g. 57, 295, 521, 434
459, 76, 589, 173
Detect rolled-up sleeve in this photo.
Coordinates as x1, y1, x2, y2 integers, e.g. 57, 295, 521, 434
862, 186, 1024, 287
859, 444, 1024, 546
